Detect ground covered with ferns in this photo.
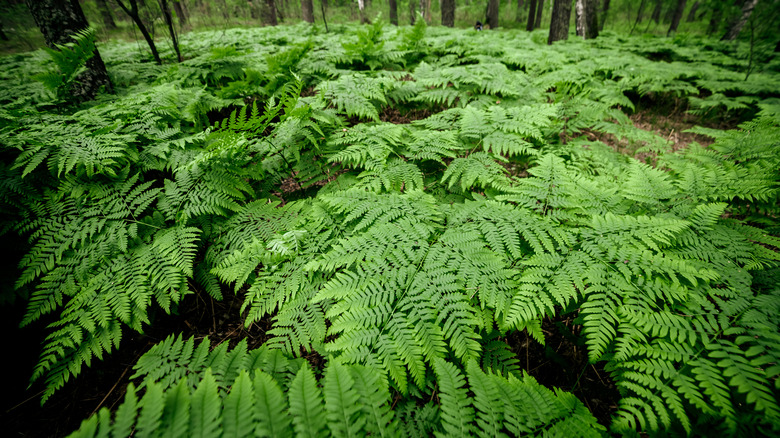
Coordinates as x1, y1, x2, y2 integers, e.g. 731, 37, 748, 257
1, 22, 779, 437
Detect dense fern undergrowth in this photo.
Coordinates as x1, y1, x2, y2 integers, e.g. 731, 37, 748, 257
1, 21, 779, 436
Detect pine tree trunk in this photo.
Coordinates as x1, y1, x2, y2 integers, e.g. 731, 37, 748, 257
115, 0, 162, 64
547, 0, 571, 44
686, 0, 700, 21
389, 0, 398, 25
526, 0, 536, 30
487, 0, 499, 29
301, 0, 314, 22
441, 0, 455, 26
25, 0, 113, 99
534, 0, 544, 29
721, 0, 759, 40
667, 0, 686, 36
96, 0, 118, 29
651, 0, 662, 23
173, 0, 188, 27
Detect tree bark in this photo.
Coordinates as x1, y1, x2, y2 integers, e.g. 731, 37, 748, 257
526, 0, 536, 30
547, 0, 571, 44
389, 0, 398, 25
707, 5, 722, 34
172, 0, 188, 27
516, 0, 524, 22
301, 0, 314, 22
575, 0, 598, 38
158, 0, 181, 62
25, 0, 113, 99
259, 0, 278, 25
115, 0, 162, 64
320, 0, 329, 31
441, 0, 455, 26
667, 0, 686, 36
575, 0, 585, 36
630, 0, 647, 35
486, 0, 499, 29
96, 0, 118, 29
721, 0, 759, 40
651, 0, 662, 23
599, 0, 610, 30
686, 0, 700, 21
358, 0, 368, 23
409, 0, 416, 24
534, 0, 544, 29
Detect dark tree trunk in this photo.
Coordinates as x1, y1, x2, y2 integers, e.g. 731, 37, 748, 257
526, 0, 537, 30
516, 0, 524, 22
487, 0, 499, 29
534, 0, 544, 29
96, 0, 117, 29
667, 0, 686, 35
441, 0, 455, 26
172, 0, 188, 27
301, 0, 314, 22
320, 0, 329, 31
599, 0, 610, 29
548, 0, 571, 44
409, 0, 416, 24
630, 0, 647, 35
0, 22, 8, 41
686, 0, 700, 21
389, 0, 398, 25
25, 0, 113, 99
261, 0, 278, 25
721, 0, 759, 40
115, 0, 162, 64
651, 0, 662, 23
575, 0, 598, 38
158, 0, 181, 62
707, 5, 722, 34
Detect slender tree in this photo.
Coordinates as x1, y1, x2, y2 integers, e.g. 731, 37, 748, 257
158, 0, 181, 62
320, 0, 329, 31
651, 0, 663, 23
548, 0, 572, 44
172, 0, 188, 27
630, 0, 647, 35
301, 0, 314, 22
389, 0, 398, 25
599, 0, 610, 29
441, 0, 455, 26
534, 0, 544, 29
24, 0, 113, 99
721, 0, 759, 40
575, 0, 598, 38
96, 0, 118, 29
516, 0, 524, 22
686, 0, 700, 21
487, 0, 499, 29
667, 0, 686, 35
115, 0, 162, 64
526, 0, 537, 30
409, 0, 416, 24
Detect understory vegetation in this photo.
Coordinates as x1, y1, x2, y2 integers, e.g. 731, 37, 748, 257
1, 20, 779, 436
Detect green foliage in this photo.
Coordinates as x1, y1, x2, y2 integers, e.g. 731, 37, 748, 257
1, 23, 779, 437
34, 27, 98, 102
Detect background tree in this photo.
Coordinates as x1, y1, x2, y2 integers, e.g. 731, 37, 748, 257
487, 0, 499, 29
301, 0, 314, 22
260, 0, 278, 25
651, 0, 663, 23
24, 0, 112, 99
686, 0, 701, 21
172, 0, 188, 28
96, 0, 118, 29
600, 0, 610, 29
526, 0, 537, 30
534, 0, 544, 28
548, 0, 571, 44
721, 0, 759, 40
442, 0, 455, 26
115, 0, 162, 64
389, 0, 399, 25
630, 0, 648, 35
667, 0, 687, 35
516, 0, 524, 22
409, 0, 416, 24
159, 0, 181, 61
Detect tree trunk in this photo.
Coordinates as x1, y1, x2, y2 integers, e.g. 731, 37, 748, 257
0, 22, 8, 41
259, 0, 278, 25
547, 0, 571, 44
667, 0, 686, 36
389, 0, 398, 25
630, 0, 647, 35
686, 0, 700, 21
534, 0, 544, 29
301, 0, 314, 22
24, 0, 113, 100
358, 0, 368, 23
651, 0, 662, 23
721, 0, 759, 40
158, 0, 181, 62
707, 5, 722, 34
486, 0, 499, 29
576, 0, 598, 38
320, 0, 329, 31
409, 0, 416, 24
115, 0, 162, 64
172, 0, 188, 27
96, 0, 118, 29
599, 0, 610, 30
526, 0, 536, 30
441, 0, 455, 26
516, 0, 524, 22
